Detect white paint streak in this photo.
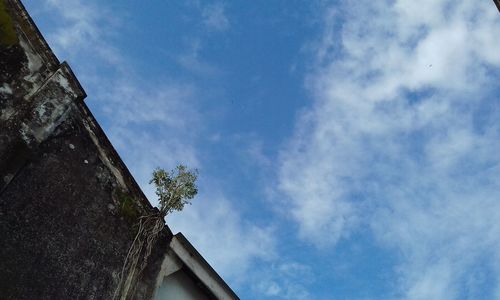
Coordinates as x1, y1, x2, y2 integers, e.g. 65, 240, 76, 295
82, 118, 127, 189
19, 38, 44, 88
19, 122, 33, 144
35, 103, 47, 119
53, 72, 77, 97
0, 107, 16, 121
0, 83, 13, 95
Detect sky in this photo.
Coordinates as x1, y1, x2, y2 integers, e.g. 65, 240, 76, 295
21, 0, 500, 299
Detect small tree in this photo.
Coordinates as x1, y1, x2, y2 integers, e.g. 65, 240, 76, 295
150, 165, 198, 217
114, 165, 198, 300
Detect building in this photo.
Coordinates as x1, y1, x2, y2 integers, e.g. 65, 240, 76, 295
0, 0, 238, 299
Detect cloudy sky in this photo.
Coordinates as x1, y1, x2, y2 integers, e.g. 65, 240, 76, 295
22, 0, 500, 299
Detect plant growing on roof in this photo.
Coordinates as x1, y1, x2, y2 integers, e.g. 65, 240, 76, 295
151, 165, 198, 217
114, 165, 198, 300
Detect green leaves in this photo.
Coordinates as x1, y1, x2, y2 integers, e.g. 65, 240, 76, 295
150, 164, 198, 216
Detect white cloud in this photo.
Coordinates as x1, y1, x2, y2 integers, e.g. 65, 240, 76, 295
176, 38, 222, 77
254, 261, 313, 300
279, 0, 500, 298
166, 191, 276, 281
202, 2, 229, 32
42, 0, 122, 67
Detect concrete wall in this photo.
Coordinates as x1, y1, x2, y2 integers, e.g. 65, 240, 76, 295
155, 270, 210, 300
0, 1, 172, 299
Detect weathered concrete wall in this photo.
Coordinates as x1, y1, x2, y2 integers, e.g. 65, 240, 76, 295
0, 0, 66, 191
0, 1, 172, 299
0, 101, 172, 300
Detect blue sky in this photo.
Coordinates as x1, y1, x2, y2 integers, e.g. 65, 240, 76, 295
22, 0, 500, 299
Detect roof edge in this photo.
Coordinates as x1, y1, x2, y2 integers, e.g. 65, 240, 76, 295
170, 233, 239, 300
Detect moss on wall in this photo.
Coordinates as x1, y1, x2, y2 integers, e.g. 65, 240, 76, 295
116, 189, 140, 222
0, 0, 19, 46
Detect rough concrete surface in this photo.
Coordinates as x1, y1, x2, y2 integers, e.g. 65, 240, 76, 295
0, 0, 173, 299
